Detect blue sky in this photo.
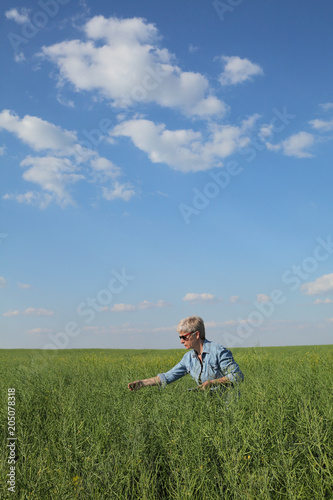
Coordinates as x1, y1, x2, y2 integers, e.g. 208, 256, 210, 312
1, 0, 332, 349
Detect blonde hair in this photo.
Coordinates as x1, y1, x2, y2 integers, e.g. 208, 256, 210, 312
177, 316, 205, 340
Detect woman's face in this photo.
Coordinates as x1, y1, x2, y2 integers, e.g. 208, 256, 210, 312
179, 330, 197, 349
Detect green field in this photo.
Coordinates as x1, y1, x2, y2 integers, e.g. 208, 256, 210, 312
1, 345, 332, 499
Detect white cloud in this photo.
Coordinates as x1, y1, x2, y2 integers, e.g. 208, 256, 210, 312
229, 296, 240, 303
5, 8, 30, 24
83, 322, 179, 336
256, 294, 270, 303
152, 325, 176, 333
41, 16, 226, 118
26, 328, 53, 335
218, 56, 263, 85
259, 124, 273, 139
189, 44, 198, 53
0, 110, 78, 153
18, 282, 31, 289
265, 142, 281, 152
183, 293, 219, 303
205, 321, 219, 328
137, 299, 172, 310
314, 298, 333, 304
229, 295, 248, 305
111, 303, 137, 312
206, 319, 251, 327
14, 52, 26, 63
83, 324, 144, 336
0, 276, 7, 288
20, 156, 84, 208
90, 157, 121, 179
281, 131, 314, 158
111, 117, 253, 172
111, 299, 172, 312
112, 119, 202, 172
3, 191, 54, 209
4, 308, 54, 317
264, 125, 318, 159
102, 182, 136, 201
1, 110, 136, 207
56, 94, 75, 108
0, 146, 6, 155
320, 102, 333, 112
301, 273, 333, 296
309, 119, 333, 132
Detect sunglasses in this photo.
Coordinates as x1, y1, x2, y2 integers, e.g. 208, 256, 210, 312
179, 330, 197, 341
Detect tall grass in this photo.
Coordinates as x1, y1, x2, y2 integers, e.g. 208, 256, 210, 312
0, 346, 332, 499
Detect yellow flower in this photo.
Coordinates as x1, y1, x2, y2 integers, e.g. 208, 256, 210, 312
72, 475, 80, 486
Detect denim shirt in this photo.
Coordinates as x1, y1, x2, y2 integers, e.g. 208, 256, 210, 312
158, 339, 244, 387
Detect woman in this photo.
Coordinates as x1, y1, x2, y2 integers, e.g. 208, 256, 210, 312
128, 316, 244, 391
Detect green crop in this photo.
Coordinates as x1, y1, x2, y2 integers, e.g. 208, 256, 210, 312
0, 345, 332, 499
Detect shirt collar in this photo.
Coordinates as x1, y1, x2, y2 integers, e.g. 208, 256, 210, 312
202, 339, 211, 353
191, 339, 211, 357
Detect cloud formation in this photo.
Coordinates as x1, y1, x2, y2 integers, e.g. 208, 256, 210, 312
18, 282, 32, 289
301, 273, 333, 296
229, 295, 240, 303
26, 328, 53, 335
4, 308, 54, 317
41, 16, 226, 118
0, 109, 135, 207
111, 117, 254, 172
1, 15, 322, 208
111, 299, 172, 312
309, 119, 333, 132
182, 293, 220, 303
0, 109, 78, 153
5, 8, 30, 24
281, 131, 314, 158
256, 294, 270, 303
218, 56, 263, 85
21, 156, 84, 208
314, 298, 333, 304
266, 131, 315, 158
102, 183, 136, 202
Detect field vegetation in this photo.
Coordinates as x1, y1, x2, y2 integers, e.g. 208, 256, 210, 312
0, 345, 332, 499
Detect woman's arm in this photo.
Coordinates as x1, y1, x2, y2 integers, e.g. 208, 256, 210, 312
198, 376, 233, 390
128, 354, 189, 390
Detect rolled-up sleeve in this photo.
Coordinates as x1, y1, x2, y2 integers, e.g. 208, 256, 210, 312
158, 358, 188, 388
218, 348, 244, 383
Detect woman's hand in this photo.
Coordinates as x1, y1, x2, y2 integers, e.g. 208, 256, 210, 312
198, 377, 233, 390
198, 380, 213, 390
128, 376, 161, 391
128, 380, 145, 391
